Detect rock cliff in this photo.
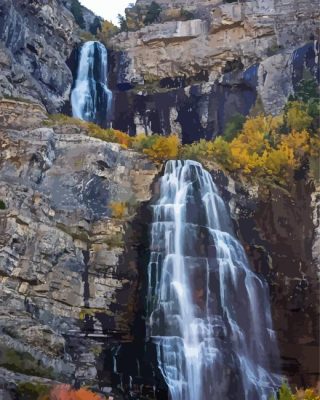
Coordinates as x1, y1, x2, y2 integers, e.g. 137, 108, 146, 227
108, 0, 319, 141
0, 100, 160, 397
0, 0, 319, 398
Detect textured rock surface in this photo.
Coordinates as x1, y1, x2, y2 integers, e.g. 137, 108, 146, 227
211, 169, 320, 388
0, 0, 87, 113
108, 0, 319, 140
0, 101, 159, 392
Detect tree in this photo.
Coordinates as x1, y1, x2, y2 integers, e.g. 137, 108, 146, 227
118, 14, 128, 32
144, 1, 162, 25
89, 17, 101, 35
97, 20, 118, 45
224, 113, 246, 142
70, 0, 85, 29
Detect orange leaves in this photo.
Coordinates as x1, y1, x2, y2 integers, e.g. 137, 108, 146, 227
49, 385, 104, 400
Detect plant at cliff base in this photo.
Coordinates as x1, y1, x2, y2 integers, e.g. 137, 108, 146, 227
270, 383, 320, 400
144, 1, 162, 25
70, 0, 85, 29
133, 134, 180, 162
49, 385, 104, 400
109, 201, 128, 219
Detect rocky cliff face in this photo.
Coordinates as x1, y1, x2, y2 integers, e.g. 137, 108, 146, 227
0, 0, 91, 113
108, 0, 319, 141
211, 169, 320, 388
0, 100, 160, 396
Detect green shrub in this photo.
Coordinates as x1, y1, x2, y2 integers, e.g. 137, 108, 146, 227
144, 1, 162, 25
0, 344, 55, 378
224, 113, 246, 142
0, 200, 6, 210
16, 382, 51, 400
70, 0, 85, 29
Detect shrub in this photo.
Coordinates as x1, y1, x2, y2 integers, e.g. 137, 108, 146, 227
138, 134, 180, 162
144, 1, 162, 25
70, 0, 85, 29
49, 385, 103, 400
270, 383, 320, 400
17, 382, 51, 400
109, 201, 128, 219
89, 17, 101, 36
224, 113, 246, 142
97, 20, 119, 45
286, 101, 313, 132
0, 200, 6, 209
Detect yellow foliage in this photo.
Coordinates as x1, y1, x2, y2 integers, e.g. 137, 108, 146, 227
141, 134, 180, 162
109, 202, 127, 219
97, 20, 118, 45
286, 101, 313, 131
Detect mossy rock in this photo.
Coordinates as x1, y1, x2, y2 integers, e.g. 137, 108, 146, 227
16, 382, 51, 400
0, 344, 55, 379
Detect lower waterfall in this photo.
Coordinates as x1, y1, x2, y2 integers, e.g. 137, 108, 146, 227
71, 41, 112, 126
147, 160, 280, 400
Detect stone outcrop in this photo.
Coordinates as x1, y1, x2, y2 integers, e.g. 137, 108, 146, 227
0, 101, 159, 396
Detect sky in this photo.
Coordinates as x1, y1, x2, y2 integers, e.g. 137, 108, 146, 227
80, 0, 131, 25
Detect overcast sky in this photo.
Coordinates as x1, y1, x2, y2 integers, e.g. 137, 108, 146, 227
80, 0, 131, 25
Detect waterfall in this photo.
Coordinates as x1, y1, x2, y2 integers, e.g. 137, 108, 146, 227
71, 41, 112, 125
147, 160, 281, 400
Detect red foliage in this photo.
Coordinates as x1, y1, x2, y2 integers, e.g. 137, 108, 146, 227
50, 385, 104, 400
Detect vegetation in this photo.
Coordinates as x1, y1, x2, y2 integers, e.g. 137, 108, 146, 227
17, 382, 51, 400
271, 383, 320, 400
109, 201, 128, 219
0, 199, 6, 209
47, 77, 319, 186
0, 344, 55, 378
224, 113, 246, 142
70, 0, 85, 29
45, 114, 180, 162
118, 14, 128, 32
144, 1, 162, 25
181, 96, 320, 187
97, 20, 119, 45
89, 17, 101, 36
49, 385, 104, 400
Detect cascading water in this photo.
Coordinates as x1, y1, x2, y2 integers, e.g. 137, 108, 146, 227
147, 160, 281, 400
71, 41, 112, 125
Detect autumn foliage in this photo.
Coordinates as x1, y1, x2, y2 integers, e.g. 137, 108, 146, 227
49, 385, 104, 400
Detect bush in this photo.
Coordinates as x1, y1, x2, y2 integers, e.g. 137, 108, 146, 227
70, 0, 85, 29
109, 201, 128, 219
224, 113, 246, 142
134, 134, 180, 162
49, 385, 104, 400
271, 383, 320, 400
144, 1, 162, 25
97, 20, 119, 45
0, 200, 6, 209
286, 101, 313, 132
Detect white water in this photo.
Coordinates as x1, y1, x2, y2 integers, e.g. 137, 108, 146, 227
71, 41, 112, 124
148, 160, 280, 400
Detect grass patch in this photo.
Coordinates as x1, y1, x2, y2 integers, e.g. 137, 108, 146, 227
0, 344, 55, 379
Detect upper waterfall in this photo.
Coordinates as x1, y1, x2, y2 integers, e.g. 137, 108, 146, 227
71, 41, 112, 126
147, 160, 281, 400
